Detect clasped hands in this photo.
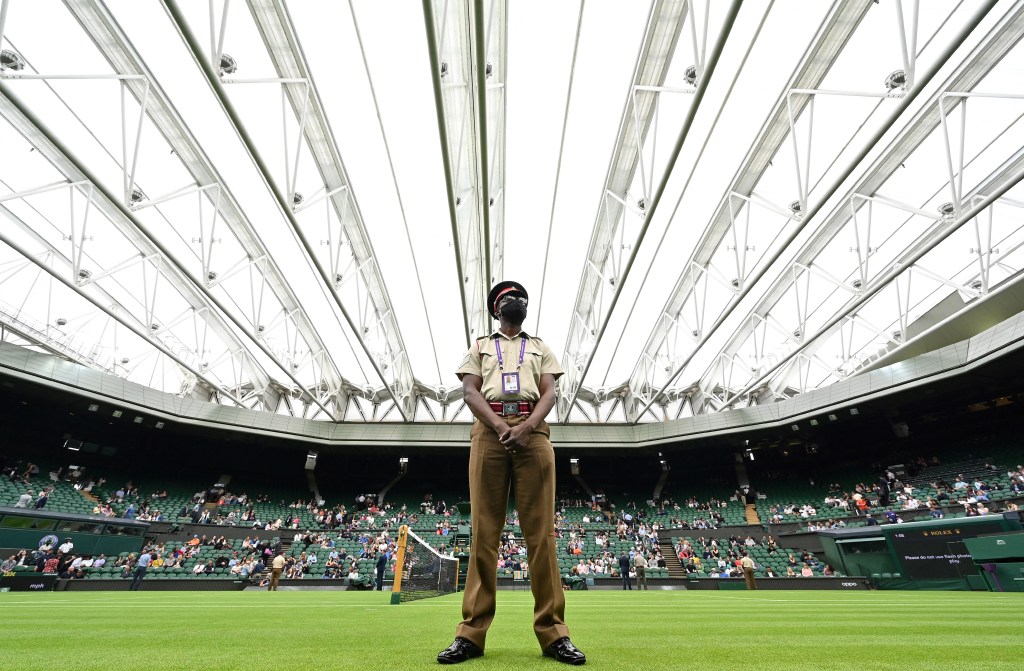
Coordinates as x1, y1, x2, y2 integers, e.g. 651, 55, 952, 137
496, 420, 534, 453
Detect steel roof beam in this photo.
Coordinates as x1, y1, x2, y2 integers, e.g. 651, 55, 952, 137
244, 0, 417, 419
162, 0, 412, 421
422, 0, 499, 347
697, 2, 1024, 410
62, 0, 345, 418
627, 0, 999, 422
725, 157, 1024, 407
0, 199, 250, 409
0, 90, 282, 410
624, 0, 872, 422
559, 0, 741, 420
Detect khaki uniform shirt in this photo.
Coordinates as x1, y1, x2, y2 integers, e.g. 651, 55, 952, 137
633, 554, 648, 568
456, 330, 563, 402
740, 556, 755, 569
272, 555, 286, 570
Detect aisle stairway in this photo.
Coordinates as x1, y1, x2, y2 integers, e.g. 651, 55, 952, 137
658, 540, 686, 578
257, 540, 292, 583
745, 504, 760, 525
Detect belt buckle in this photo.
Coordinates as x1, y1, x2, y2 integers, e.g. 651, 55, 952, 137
502, 402, 518, 416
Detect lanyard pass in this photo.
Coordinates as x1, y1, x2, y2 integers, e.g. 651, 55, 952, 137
496, 338, 527, 395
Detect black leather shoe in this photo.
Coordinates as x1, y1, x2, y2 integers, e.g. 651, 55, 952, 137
437, 638, 483, 664
543, 638, 586, 665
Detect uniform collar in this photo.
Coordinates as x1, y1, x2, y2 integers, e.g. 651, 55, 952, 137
489, 329, 530, 340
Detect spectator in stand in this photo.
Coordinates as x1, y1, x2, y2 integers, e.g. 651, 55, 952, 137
15, 489, 33, 508
33, 489, 48, 510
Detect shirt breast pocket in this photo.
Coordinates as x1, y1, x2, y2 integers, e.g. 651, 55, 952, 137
479, 351, 497, 379
523, 350, 544, 378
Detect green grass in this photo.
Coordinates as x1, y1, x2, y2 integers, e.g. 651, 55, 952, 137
1, 590, 1021, 670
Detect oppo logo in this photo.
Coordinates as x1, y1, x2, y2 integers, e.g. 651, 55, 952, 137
841, 582, 859, 587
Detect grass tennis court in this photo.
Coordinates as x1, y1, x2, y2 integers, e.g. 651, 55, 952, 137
2, 590, 1020, 670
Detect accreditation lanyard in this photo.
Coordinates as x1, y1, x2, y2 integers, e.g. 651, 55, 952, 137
495, 337, 527, 395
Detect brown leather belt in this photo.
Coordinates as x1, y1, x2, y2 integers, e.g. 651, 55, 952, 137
489, 401, 534, 417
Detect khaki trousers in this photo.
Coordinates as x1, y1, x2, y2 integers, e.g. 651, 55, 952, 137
456, 416, 569, 650
743, 566, 757, 590
269, 568, 282, 591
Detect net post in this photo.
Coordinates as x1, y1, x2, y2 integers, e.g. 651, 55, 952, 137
390, 524, 409, 604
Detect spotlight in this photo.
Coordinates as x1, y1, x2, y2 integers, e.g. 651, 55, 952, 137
154, 421, 165, 429
683, 64, 697, 86
88, 404, 99, 412
133, 416, 144, 424
112, 410, 123, 418
809, 418, 818, 426
791, 424, 799, 432
219, 53, 238, 75
884, 69, 907, 92
1, 50, 27, 71
850, 408, 859, 416
828, 414, 837, 422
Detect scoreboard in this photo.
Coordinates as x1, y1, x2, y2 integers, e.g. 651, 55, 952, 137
890, 521, 1004, 580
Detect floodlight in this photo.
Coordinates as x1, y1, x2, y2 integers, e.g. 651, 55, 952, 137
790, 424, 799, 432
828, 414, 837, 422
683, 65, 697, 86
133, 416, 144, 424
292, 192, 303, 207
0, 50, 25, 71
938, 202, 955, 219
88, 404, 99, 412
112, 410, 123, 418
154, 421, 165, 429
884, 69, 906, 91
219, 54, 238, 75
809, 418, 818, 426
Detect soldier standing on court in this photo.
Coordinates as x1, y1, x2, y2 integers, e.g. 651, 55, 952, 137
437, 281, 586, 666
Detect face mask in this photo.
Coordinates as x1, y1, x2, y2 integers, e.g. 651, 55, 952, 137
500, 299, 527, 324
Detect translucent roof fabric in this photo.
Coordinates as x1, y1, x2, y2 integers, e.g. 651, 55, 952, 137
1, 1, 1023, 424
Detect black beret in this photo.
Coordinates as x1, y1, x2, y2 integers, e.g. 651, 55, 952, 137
487, 281, 528, 320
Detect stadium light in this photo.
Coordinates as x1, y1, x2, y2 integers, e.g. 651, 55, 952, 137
154, 421, 164, 429
88, 404, 99, 412
112, 410, 123, 418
